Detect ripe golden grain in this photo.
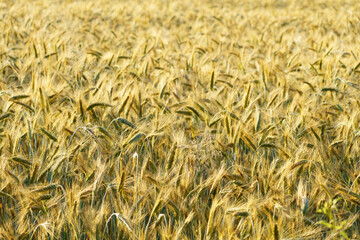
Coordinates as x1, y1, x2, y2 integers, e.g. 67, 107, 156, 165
0, 0, 359, 239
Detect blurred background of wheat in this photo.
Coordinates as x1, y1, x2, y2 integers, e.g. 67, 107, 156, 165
1, 0, 360, 239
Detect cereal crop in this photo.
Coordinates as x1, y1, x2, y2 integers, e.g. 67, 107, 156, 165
1, 0, 360, 239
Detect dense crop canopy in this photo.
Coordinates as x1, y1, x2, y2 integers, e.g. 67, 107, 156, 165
1, 0, 360, 239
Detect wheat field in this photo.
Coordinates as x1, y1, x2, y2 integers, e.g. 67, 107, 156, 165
1, 0, 360, 239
